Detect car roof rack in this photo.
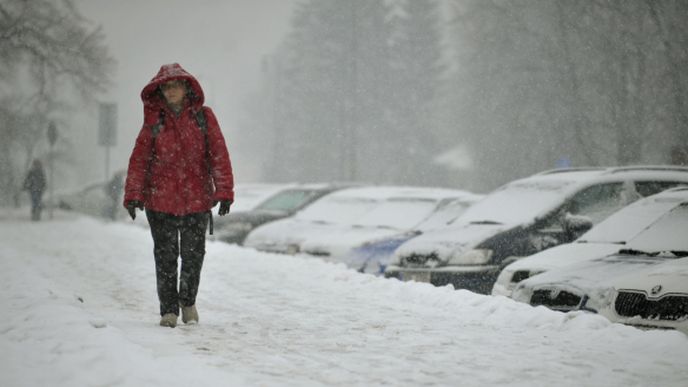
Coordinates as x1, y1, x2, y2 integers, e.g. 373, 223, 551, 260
535, 167, 606, 176
605, 165, 688, 174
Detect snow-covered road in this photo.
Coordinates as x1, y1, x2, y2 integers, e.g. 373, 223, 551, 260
1, 209, 687, 386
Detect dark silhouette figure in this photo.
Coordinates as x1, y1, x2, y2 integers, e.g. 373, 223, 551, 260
23, 159, 47, 221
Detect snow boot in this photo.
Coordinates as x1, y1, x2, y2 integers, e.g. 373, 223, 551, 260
159, 313, 178, 328
181, 304, 198, 324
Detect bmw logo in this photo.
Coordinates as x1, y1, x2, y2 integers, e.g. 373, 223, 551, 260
650, 285, 662, 295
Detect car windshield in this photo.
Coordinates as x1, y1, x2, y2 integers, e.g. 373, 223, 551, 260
353, 198, 438, 229
577, 196, 683, 244
255, 189, 320, 212
456, 179, 576, 226
414, 198, 476, 231
625, 204, 688, 253
295, 196, 380, 224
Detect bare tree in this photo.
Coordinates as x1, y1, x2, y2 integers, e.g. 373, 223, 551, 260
0, 0, 114, 204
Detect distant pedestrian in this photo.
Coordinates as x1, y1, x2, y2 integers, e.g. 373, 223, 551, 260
104, 170, 124, 220
123, 63, 234, 328
23, 159, 47, 221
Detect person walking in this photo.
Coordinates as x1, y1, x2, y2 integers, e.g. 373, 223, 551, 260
23, 159, 47, 221
123, 63, 234, 328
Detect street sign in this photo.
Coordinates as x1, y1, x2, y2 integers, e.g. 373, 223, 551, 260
98, 103, 117, 146
47, 121, 57, 146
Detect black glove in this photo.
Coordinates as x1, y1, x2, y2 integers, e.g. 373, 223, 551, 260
218, 200, 232, 216
126, 200, 143, 220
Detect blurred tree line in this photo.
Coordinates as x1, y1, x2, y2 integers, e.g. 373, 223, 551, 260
0, 0, 113, 205
245, 0, 688, 192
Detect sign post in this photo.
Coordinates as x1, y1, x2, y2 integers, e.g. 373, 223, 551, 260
99, 103, 118, 182
47, 121, 57, 219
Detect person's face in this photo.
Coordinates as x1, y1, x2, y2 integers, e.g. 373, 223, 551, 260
161, 80, 186, 106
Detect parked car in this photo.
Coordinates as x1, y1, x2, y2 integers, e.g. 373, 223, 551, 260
607, 257, 688, 333
510, 201, 688, 316
297, 187, 474, 266
385, 166, 688, 294
230, 183, 297, 212
55, 181, 111, 218
243, 186, 468, 261
492, 186, 688, 297
212, 183, 353, 245
345, 194, 484, 275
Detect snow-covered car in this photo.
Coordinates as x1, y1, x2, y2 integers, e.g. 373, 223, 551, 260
607, 257, 688, 333
385, 166, 688, 294
492, 186, 688, 297
345, 194, 484, 275
54, 181, 111, 218
212, 183, 354, 245
230, 183, 297, 212
510, 201, 688, 316
243, 186, 468, 261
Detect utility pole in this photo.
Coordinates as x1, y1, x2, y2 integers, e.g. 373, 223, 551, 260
347, 0, 359, 182
99, 103, 118, 182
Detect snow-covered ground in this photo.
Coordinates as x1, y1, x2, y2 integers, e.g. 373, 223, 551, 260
1, 208, 687, 387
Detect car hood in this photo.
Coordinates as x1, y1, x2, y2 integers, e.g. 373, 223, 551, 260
300, 226, 404, 261
393, 223, 508, 264
609, 257, 688, 297
511, 254, 675, 309
243, 218, 312, 249
503, 242, 624, 274
492, 242, 624, 297
221, 210, 287, 224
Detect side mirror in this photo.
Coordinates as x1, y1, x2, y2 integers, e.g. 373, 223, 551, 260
562, 212, 593, 241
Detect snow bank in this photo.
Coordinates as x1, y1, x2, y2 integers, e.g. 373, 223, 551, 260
1, 209, 687, 386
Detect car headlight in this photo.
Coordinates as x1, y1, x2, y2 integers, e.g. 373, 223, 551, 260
447, 249, 493, 265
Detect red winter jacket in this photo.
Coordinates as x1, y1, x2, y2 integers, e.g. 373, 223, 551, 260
124, 63, 234, 215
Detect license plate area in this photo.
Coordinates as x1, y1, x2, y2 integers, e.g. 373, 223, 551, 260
402, 271, 431, 283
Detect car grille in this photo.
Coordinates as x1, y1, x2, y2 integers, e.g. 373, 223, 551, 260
615, 291, 688, 321
511, 270, 531, 283
401, 252, 438, 267
530, 289, 582, 311
431, 271, 496, 294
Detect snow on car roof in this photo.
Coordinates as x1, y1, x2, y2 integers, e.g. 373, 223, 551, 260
456, 167, 688, 228
326, 185, 472, 201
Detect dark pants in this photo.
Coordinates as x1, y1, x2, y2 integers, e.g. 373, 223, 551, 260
30, 191, 43, 221
146, 210, 209, 316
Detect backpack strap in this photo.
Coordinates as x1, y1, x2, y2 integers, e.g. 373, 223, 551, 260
195, 108, 208, 134
195, 108, 214, 236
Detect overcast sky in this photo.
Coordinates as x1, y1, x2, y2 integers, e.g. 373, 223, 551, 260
73, 0, 297, 183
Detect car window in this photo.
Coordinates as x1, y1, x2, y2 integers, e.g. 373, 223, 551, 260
567, 183, 626, 223
354, 198, 438, 229
634, 181, 687, 197
416, 198, 476, 231
256, 189, 320, 212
